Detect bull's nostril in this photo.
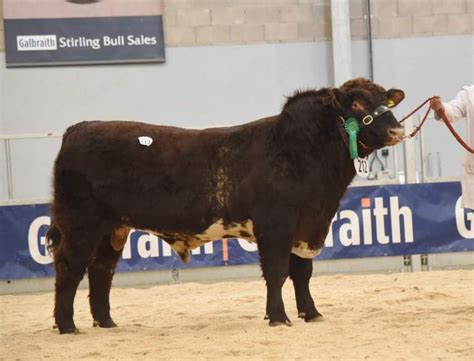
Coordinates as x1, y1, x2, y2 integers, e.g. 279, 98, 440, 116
388, 128, 405, 137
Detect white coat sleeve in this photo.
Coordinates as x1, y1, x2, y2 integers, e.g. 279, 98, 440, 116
440, 89, 468, 122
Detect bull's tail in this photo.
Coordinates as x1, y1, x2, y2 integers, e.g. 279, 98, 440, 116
46, 222, 62, 254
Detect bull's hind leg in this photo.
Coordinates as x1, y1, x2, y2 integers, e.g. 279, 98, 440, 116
88, 227, 127, 328
289, 253, 323, 322
53, 240, 89, 334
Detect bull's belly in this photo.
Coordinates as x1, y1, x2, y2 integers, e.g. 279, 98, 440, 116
143, 219, 256, 262
187, 219, 321, 259
112, 219, 321, 261
195, 219, 256, 243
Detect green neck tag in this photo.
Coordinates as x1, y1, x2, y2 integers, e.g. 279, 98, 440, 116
343, 117, 360, 160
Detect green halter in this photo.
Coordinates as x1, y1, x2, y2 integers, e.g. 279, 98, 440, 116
343, 117, 361, 160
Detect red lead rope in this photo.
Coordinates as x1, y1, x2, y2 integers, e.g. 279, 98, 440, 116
399, 97, 474, 154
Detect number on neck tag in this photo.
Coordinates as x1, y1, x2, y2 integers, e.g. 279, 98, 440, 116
354, 156, 369, 178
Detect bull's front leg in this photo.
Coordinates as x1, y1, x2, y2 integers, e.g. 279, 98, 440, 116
289, 253, 323, 322
260, 248, 291, 326
256, 212, 295, 327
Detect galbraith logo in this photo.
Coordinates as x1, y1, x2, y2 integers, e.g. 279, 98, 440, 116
16, 34, 158, 51
17, 35, 58, 51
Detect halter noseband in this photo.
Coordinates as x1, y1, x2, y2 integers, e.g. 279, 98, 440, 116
359, 105, 392, 126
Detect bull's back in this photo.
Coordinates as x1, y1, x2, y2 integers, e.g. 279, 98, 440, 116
58, 120, 215, 178
55, 120, 213, 208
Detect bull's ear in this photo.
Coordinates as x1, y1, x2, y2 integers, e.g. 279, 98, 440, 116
386, 88, 405, 108
329, 88, 346, 110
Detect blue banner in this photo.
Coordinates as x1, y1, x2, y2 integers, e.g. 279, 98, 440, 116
1, 182, 473, 280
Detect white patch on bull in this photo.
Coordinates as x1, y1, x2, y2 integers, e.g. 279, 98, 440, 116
194, 219, 256, 243
171, 240, 190, 263
291, 241, 322, 259
142, 229, 192, 262
138, 136, 153, 146
140, 219, 255, 263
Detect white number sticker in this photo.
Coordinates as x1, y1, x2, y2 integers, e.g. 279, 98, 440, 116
354, 156, 369, 178
138, 136, 153, 146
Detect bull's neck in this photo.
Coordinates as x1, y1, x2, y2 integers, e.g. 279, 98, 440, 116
274, 109, 356, 188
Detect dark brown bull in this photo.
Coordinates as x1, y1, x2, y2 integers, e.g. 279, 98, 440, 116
47, 78, 405, 334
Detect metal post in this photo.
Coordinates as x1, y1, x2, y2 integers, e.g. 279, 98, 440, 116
420, 254, 429, 271
393, 144, 399, 181
331, 0, 352, 86
411, 254, 422, 272
436, 152, 442, 177
171, 268, 180, 284
4, 139, 14, 200
365, 0, 374, 81
403, 116, 417, 183
419, 116, 427, 182
427, 153, 433, 178
403, 255, 412, 272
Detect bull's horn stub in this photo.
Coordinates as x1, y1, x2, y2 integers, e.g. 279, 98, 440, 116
138, 136, 153, 146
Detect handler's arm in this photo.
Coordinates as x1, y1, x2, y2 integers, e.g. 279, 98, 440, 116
432, 90, 468, 122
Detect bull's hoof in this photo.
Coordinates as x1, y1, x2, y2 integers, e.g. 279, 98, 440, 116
54, 321, 79, 334
58, 326, 79, 335
298, 310, 324, 322
93, 318, 118, 328
269, 319, 292, 327
303, 311, 324, 323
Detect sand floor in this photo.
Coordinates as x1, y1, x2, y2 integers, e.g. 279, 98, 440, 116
1, 269, 473, 360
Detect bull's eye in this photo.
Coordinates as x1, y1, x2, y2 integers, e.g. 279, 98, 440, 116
352, 101, 364, 111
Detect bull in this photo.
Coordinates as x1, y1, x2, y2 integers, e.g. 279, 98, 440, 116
47, 78, 405, 334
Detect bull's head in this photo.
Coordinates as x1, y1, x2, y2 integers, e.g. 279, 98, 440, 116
331, 78, 405, 158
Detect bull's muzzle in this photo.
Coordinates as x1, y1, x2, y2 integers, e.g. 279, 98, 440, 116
386, 127, 405, 145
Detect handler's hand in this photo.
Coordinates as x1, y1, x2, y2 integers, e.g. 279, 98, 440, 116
430, 96, 444, 113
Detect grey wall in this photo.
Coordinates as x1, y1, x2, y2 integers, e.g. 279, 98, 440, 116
1, 42, 332, 133
0, 34, 473, 201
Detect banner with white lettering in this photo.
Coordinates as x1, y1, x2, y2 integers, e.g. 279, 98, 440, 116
0, 182, 473, 279
3, 0, 165, 67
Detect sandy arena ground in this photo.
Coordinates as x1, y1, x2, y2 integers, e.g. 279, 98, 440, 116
1, 269, 473, 360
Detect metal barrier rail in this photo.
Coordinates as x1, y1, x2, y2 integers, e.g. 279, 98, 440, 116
0, 133, 62, 140
1, 133, 62, 201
